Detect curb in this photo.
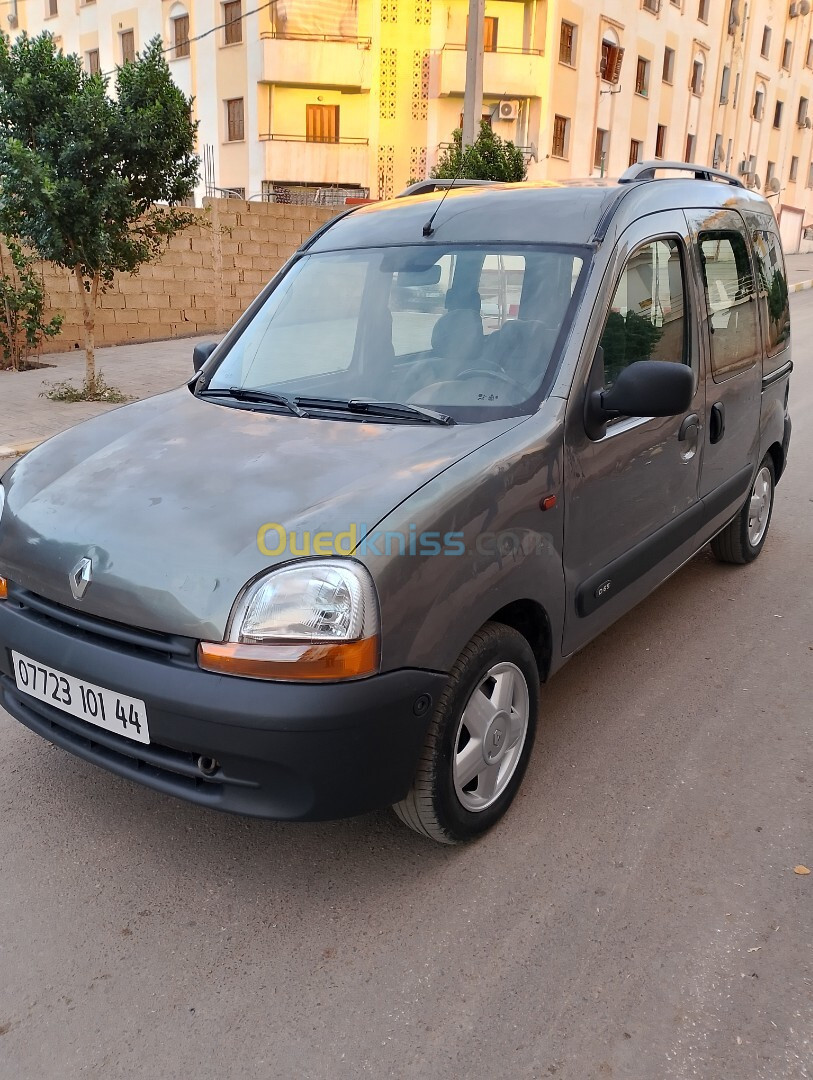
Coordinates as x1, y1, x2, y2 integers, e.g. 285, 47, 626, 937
790, 277, 813, 293
0, 439, 41, 459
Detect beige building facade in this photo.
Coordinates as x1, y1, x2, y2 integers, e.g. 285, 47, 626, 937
10, 0, 813, 248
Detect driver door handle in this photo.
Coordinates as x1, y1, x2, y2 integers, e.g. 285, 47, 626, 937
678, 413, 700, 441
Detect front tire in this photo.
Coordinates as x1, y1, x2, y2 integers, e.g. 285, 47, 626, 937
393, 622, 539, 844
711, 455, 776, 565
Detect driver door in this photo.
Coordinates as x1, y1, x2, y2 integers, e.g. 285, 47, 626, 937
562, 212, 704, 654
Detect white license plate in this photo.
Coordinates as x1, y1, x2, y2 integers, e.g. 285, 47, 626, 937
12, 651, 150, 745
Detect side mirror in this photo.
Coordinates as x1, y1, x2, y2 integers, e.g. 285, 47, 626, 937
585, 357, 693, 440
193, 341, 219, 374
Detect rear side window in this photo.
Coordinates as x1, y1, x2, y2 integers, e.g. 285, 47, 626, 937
599, 238, 687, 389
751, 227, 790, 367
698, 230, 760, 380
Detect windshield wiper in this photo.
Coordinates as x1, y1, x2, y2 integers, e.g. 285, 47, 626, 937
199, 386, 304, 418
295, 396, 455, 427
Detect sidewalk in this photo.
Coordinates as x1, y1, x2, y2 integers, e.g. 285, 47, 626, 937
0, 335, 213, 457
786, 251, 813, 292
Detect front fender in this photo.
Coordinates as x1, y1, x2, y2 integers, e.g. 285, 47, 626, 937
359, 404, 567, 674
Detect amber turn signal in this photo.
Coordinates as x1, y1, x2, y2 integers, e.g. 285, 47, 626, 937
0, 576, 8, 600
198, 636, 380, 682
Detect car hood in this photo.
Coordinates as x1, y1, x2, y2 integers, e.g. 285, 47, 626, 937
0, 388, 521, 639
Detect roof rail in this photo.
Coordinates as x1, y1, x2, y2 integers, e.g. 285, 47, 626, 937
619, 160, 745, 189
397, 179, 501, 198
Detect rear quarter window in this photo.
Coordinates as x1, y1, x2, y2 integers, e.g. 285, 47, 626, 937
751, 227, 790, 372
698, 230, 760, 381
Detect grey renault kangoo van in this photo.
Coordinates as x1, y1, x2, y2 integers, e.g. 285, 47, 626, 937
0, 162, 792, 843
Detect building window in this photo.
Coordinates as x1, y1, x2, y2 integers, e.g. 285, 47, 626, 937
798, 96, 809, 124
552, 115, 570, 158
720, 65, 731, 103
790, 156, 799, 182
713, 133, 723, 166
483, 17, 498, 52
629, 139, 643, 167
226, 97, 245, 142
594, 128, 609, 172
173, 15, 190, 59
782, 39, 792, 70
600, 40, 625, 84
306, 103, 339, 143
808, 162, 813, 188
685, 133, 696, 161
655, 123, 667, 158
753, 88, 765, 121
86, 49, 100, 74
691, 59, 704, 95
47, 0, 58, 17
559, 21, 576, 65
635, 57, 650, 96
733, 72, 740, 107
120, 30, 135, 65
698, 0, 709, 20
761, 26, 771, 59
663, 46, 675, 83
643, 0, 659, 13
224, 1, 243, 45
807, 39, 813, 68
774, 100, 784, 128
766, 161, 776, 186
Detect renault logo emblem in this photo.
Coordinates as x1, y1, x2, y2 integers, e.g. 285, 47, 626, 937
70, 557, 93, 601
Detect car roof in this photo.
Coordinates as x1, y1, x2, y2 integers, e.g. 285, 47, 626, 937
307, 170, 775, 253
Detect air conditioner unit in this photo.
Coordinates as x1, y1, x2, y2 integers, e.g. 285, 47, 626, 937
738, 160, 750, 174
498, 100, 520, 122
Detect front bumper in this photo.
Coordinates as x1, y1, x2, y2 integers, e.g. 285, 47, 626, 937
0, 585, 446, 821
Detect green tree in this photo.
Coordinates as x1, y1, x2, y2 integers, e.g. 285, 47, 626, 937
431, 121, 527, 183
0, 32, 199, 389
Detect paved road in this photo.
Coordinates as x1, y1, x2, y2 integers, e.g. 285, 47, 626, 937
1, 299, 811, 1080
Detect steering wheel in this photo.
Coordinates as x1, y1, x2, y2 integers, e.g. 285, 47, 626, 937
457, 368, 529, 396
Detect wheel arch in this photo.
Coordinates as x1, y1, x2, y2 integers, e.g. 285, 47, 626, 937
766, 440, 785, 482
486, 599, 553, 682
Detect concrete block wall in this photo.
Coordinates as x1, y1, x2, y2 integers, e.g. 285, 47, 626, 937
33, 199, 337, 354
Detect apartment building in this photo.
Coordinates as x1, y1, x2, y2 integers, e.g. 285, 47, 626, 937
9, 0, 813, 248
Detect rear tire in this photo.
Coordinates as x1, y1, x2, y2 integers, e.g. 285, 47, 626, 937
393, 622, 539, 844
711, 455, 775, 565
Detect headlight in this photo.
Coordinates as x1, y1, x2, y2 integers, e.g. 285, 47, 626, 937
198, 560, 380, 681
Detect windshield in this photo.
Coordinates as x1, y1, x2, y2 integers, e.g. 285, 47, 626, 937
204, 243, 588, 423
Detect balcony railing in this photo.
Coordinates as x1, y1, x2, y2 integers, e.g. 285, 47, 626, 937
259, 134, 369, 145
260, 31, 372, 47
